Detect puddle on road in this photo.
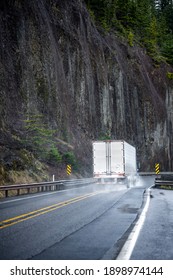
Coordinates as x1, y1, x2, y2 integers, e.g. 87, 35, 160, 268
118, 204, 139, 214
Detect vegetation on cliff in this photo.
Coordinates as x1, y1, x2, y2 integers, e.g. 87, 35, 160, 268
85, 0, 173, 64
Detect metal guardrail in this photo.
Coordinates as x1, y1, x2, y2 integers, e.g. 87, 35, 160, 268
139, 172, 173, 176
155, 174, 173, 186
0, 178, 98, 198
155, 180, 173, 186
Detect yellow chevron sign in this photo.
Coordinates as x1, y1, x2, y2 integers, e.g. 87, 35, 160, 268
66, 164, 72, 175
155, 163, 160, 174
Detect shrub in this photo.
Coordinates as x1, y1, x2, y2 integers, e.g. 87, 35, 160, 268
167, 72, 173, 79
63, 152, 78, 171
98, 132, 111, 141
47, 146, 62, 164
128, 31, 134, 47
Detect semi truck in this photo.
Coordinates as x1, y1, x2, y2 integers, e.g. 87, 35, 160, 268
93, 140, 137, 183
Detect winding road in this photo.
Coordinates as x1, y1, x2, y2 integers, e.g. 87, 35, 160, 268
2, 176, 170, 260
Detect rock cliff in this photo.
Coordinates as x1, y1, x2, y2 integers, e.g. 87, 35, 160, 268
0, 0, 173, 184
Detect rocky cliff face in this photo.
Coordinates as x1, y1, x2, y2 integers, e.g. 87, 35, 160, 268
0, 0, 173, 184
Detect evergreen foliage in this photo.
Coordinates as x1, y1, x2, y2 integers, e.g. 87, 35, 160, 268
23, 115, 59, 164
84, 0, 173, 65
167, 71, 173, 79
62, 152, 78, 171
23, 114, 56, 158
47, 145, 62, 164
22, 114, 78, 171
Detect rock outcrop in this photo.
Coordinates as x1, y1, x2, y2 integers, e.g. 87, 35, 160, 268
0, 0, 173, 183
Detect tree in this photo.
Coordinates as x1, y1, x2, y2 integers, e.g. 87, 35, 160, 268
23, 114, 56, 159
85, 0, 173, 65
85, 0, 118, 30
162, 2, 173, 33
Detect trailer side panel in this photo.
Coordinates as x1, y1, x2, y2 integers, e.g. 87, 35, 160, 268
124, 141, 137, 176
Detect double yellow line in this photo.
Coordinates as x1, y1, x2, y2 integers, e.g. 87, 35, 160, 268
0, 191, 102, 230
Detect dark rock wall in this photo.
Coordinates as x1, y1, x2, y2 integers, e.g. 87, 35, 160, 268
0, 0, 173, 182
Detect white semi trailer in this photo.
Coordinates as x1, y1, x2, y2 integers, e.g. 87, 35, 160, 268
93, 140, 137, 183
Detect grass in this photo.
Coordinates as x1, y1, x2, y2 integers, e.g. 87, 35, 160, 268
156, 185, 173, 190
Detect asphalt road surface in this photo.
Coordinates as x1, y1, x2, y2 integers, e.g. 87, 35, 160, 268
0, 176, 154, 260
131, 187, 173, 260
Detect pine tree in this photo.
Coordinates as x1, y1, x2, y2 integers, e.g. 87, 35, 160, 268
84, 0, 173, 65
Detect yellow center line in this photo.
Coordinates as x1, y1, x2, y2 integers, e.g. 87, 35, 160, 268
0, 190, 103, 230
1, 194, 92, 223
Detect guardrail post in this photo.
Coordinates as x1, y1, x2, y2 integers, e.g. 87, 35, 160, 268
5, 190, 8, 198
0, 178, 97, 199
53, 175, 55, 191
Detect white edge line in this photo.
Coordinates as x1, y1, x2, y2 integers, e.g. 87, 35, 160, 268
116, 186, 152, 260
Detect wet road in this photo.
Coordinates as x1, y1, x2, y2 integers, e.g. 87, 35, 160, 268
0, 176, 154, 260
131, 187, 173, 260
